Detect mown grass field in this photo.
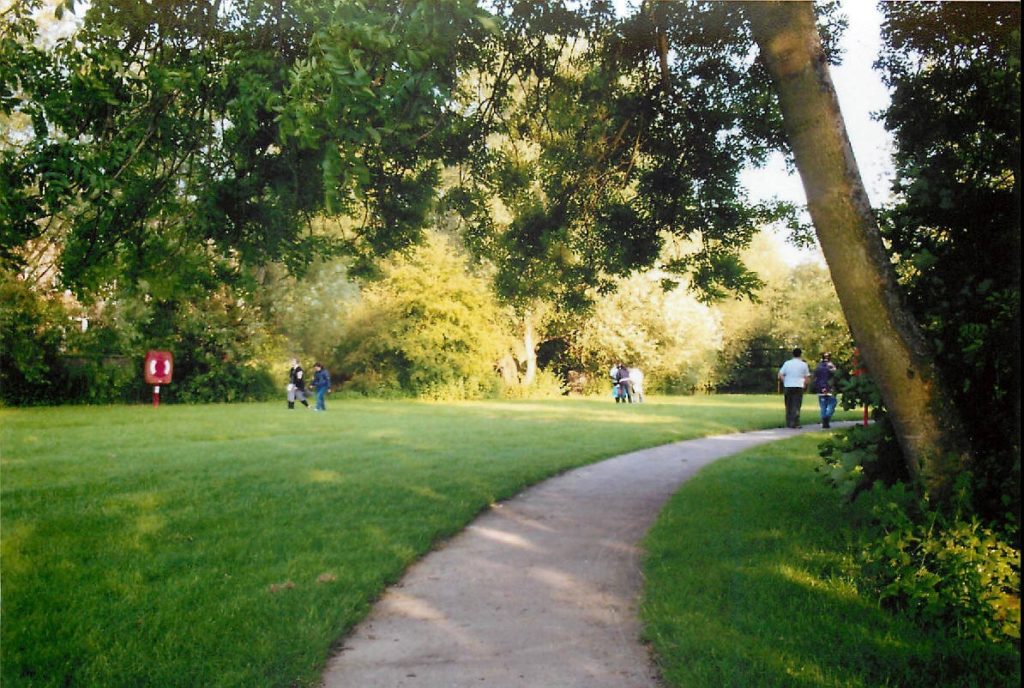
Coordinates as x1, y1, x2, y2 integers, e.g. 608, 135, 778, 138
641, 433, 1021, 688
1, 395, 839, 687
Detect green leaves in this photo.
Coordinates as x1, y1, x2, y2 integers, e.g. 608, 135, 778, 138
333, 233, 510, 399
861, 498, 1021, 644
877, 2, 1020, 527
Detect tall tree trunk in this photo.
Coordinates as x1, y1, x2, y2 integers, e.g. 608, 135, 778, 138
745, 1, 972, 504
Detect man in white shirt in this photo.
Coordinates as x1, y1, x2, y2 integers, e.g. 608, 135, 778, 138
778, 348, 810, 428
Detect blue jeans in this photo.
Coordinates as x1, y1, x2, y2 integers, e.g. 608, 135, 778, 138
316, 387, 327, 410
818, 394, 837, 421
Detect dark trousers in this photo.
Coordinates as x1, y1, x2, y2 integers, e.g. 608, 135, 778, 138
784, 387, 805, 427
617, 381, 633, 403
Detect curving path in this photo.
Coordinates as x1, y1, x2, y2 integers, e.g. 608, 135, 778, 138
321, 423, 853, 688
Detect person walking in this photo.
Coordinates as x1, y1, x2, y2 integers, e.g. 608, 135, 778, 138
813, 352, 838, 428
608, 363, 622, 402
287, 358, 310, 409
628, 366, 644, 403
614, 363, 634, 404
312, 362, 331, 411
778, 348, 810, 428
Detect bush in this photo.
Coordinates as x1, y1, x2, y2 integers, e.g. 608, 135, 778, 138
499, 368, 567, 399
333, 234, 512, 400
61, 356, 143, 404
174, 365, 276, 403
161, 289, 280, 403
860, 490, 1021, 645
0, 272, 68, 405
817, 419, 908, 500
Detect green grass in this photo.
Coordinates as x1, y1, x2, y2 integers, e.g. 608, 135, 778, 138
641, 434, 1021, 688
0, 395, 844, 687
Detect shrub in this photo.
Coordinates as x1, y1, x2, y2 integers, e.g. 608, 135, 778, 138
581, 377, 608, 398
817, 419, 908, 501
61, 356, 143, 404
0, 272, 68, 405
333, 234, 512, 400
499, 368, 567, 399
860, 492, 1021, 645
174, 365, 276, 403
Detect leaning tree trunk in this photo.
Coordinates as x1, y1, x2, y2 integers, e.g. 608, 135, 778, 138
745, 1, 972, 504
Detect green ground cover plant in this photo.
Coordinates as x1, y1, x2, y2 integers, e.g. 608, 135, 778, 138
641, 434, 1021, 688
0, 395, 843, 687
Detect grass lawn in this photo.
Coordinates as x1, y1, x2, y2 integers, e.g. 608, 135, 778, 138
1, 394, 850, 687
641, 433, 1021, 688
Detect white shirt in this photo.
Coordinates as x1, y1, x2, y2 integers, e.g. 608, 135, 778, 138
779, 358, 810, 388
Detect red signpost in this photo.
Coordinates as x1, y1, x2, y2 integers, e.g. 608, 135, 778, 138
144, 351, 173, 407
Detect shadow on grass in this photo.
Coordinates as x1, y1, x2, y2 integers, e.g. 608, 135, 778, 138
642, 435, 1020, 688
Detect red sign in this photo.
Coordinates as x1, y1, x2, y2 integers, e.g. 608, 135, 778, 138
144, 351, 174, 385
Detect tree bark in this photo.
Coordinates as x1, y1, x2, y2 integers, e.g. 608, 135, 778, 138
745, 1, 972, 504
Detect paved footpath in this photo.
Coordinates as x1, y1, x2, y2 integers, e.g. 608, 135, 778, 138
322, 424, 851, 688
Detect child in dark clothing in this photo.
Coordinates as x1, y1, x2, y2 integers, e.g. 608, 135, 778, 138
813, 353, 837, 428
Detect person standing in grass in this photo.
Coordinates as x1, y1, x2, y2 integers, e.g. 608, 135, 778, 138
614, 363, 634, 403
312, 362, 331, 411
287, 358, 310, 409
778, 348, 810, 428
813, 352, 838, 428
628, 366, 644, 403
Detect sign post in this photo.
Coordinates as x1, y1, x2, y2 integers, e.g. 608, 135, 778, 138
144, 351, 173, 407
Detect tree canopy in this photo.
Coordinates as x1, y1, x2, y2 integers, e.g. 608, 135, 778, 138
2, 0, 1018, 522
875, 1, 1020, 524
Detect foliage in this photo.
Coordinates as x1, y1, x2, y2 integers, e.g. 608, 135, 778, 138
817, 419, 908, 501
643, 434, 1020, 688
165, 290, 280, 403
714, 235, 853, 392
0, 270, 67, 404
449, 1, 821, 311
568, 271, 722, 394
333, 233, 511, 400
499, 368, 566, 400
257, 252, 360, 364
1, 265, 282, 404
876, 2, 1021, 526
2, 0, 494, 305
59, 355, 140, 404
860, 486, 1021, 646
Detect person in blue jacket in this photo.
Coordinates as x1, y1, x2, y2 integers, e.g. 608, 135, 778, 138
312, 362, 331, 411
812, 352, 838, 428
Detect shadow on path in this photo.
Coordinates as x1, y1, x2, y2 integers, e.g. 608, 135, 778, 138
321, 423, 857, 688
